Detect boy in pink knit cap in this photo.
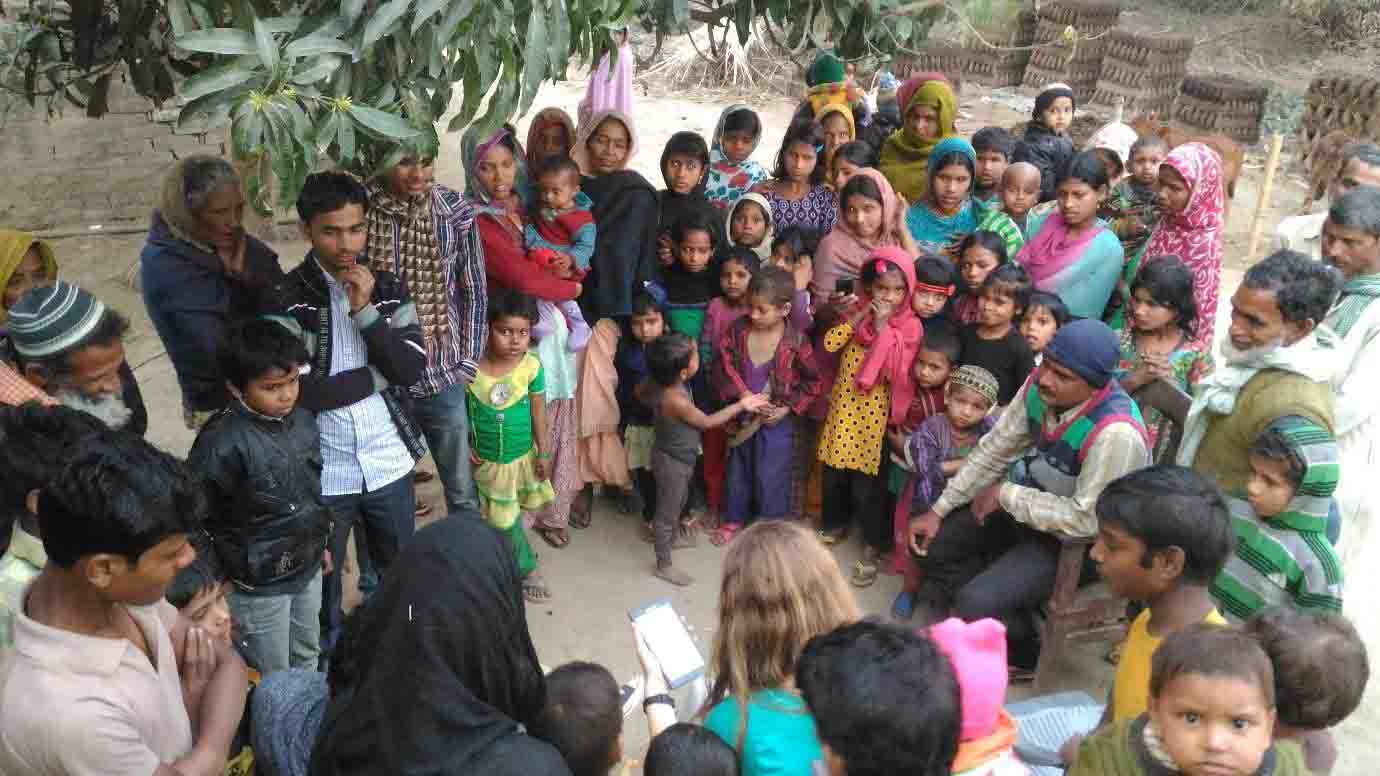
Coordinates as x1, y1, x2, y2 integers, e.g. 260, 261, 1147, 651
929, 617, 1030, 776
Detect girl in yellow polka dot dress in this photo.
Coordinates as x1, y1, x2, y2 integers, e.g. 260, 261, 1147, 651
817, 247, 923, 578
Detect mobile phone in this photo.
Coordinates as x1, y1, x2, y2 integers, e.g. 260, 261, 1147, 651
834, 277, 854, 295
629, 600, 705, 689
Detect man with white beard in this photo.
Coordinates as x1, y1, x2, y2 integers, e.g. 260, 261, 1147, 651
1176, 250, 1342, 502
7, 281, 146, 435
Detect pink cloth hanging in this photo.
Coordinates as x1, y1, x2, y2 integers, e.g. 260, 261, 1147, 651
577, 39, 634, 130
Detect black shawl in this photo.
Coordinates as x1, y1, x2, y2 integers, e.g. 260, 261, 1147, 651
581, 170, 660, 320
309, 514, 571, 776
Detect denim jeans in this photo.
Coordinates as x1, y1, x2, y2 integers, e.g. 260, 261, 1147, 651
227, 570, 323, 675
318, 471, 416, 661
412, 381, 479, 514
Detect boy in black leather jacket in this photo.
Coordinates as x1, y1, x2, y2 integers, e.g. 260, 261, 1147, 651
187, 317, 332, 674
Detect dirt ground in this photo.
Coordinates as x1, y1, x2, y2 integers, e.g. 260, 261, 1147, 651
37, 29, 1374, 768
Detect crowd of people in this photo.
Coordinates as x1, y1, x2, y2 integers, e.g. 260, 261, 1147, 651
0, 45, 1376, 776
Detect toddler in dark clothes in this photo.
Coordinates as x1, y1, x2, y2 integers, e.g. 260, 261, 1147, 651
1020, 290, 1071, 360
960, 264, 1036, 406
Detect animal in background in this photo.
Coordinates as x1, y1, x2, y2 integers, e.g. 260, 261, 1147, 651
1129, 115, 1244, 218
1298, 129, 1354, 216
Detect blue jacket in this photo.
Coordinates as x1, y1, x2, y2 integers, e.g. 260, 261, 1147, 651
140, 213, 283, 412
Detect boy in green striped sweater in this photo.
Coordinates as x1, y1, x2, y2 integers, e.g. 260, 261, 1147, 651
1210, 417, 1344, 622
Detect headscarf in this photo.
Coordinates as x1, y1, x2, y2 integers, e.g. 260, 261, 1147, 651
1033, 83, 1076, 119
0, 230, 57, 324
525, 107, 576, 172
1085, 121, 1138, 172
1015, 209, 1108, 289
1140, 143, 1225, 344
1042, 319, 1121, 388
706, 104, 770, 211
816, 103, 857, 172
658, 131, 725, 250
815, 168, 905, 291
157, 156, 231, 251
854, 246, 922, 425
572, 110, 637, 178
726, 192, 776, 261
879, 78, 959, 203
1256, 416, 1339, 532
460, 123, 531, 213
310, 514, 571, 776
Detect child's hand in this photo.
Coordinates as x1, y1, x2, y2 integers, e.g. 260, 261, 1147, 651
764, 404, 790, 426
470, 448, 483, 466
887, 427, 908, 453
534, 455, 549, 480
739, 392, 772, 413
656, 234, 674, 267
871, 299, 894, 324
322, 550, 334, 575
793, 257, 813, 291
553, 253, 575, 275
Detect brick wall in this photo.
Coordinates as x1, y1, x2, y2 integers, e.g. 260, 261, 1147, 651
0, 67, 226, 232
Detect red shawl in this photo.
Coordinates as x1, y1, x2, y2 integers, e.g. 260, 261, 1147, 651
853, 246, 923, 425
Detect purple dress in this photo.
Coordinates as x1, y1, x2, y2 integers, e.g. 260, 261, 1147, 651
765, 186, 837, 236
723, 356, 796, 524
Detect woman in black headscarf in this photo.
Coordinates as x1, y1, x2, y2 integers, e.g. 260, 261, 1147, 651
307, 513, 571, 776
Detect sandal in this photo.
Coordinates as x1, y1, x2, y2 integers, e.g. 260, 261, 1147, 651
522, 574, 552, 604
709, 524, 740, 547
851, 559, 879, 588
678, 515, 701, 542
535, 526, 570, 549
891, 590, 916, 620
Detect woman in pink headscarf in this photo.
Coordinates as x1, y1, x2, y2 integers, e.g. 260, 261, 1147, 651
1137, 142, 1226, 345
812, 168, 918, 296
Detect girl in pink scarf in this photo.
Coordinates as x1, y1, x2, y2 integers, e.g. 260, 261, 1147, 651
816, 247, 921, 580
1139, 142, 1225, 345
812, 168, 919, 296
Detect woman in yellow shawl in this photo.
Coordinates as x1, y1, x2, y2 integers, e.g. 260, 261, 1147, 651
879, 76, 959, 204
0, 231, 57, 328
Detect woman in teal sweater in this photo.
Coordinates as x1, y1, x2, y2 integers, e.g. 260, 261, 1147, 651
702, 522, 861, 776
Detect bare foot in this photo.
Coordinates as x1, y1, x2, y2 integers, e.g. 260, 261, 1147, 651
654, 563, 693, 587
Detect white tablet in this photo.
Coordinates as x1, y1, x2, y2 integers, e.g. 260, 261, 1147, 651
629, 599, 705, 689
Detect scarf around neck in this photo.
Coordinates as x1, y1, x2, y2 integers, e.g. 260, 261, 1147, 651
1326, 273, 1380, 339
1016, 210, 1107, 288
365, 179, 448, 346
1176, 329, 1338, 468
879, 78, 958, 203
818, 168, 904, 283
853, 246, 922, 425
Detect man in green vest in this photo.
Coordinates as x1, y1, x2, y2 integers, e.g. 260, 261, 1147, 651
1175, 250, 1341, 499
908, 319, 1151, 672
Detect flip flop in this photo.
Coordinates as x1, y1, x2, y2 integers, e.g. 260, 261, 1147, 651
891, 590, 916, 620
535, 527, 569, 549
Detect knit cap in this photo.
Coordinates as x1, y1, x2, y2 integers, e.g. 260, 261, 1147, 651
7, 280, 107, 359
929, 617, 1008, 742
1034, 82, 1076, 119
807, 52, 847, 87
1042, 318, 1119, 388
948, 365, 1000, 407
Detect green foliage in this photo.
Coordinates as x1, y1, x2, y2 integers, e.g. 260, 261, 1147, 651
1, 0, 948, 210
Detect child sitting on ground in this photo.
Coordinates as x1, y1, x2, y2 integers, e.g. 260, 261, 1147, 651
529, 662, 624, 776
618, 287, 668, 539
1070, 623, 1312, 776
726, 192, 776, 261
706, 104, 769, 211
889, 366, 999, 620
526, 157, 596, 273
972, 126, 1016, 205
1000, 161, 1044, 239
959, 264, 1036, 406
929, 618, 1029, 776
712, 267, 822, 544
637, 333, 768, 585
1210, 419, 1344, 622
1013, 83, 1076, 203
467, 289, 555, 604
1019, 290, 1070, 362
797, 620, 963, 776
1244, 608, 1369, 775
187, 317, 332, 674
1050, 466, 1233, 764
954, 231, 1008, 325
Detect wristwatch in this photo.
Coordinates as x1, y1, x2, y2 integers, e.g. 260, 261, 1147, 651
643, 693, 676, 711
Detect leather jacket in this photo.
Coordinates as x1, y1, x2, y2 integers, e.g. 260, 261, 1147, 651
187, 402, 331, 595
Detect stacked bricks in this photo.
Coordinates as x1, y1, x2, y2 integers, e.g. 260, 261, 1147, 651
0, 66, 223, 231
1173, 74, 1269, 145
891, 10, 1037, 90
1297, 74, 1380, 170
1087, 29, 1192, 119
1021, 0, 1122, 103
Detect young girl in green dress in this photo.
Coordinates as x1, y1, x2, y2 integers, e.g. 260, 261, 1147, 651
468, 289, 556, 603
